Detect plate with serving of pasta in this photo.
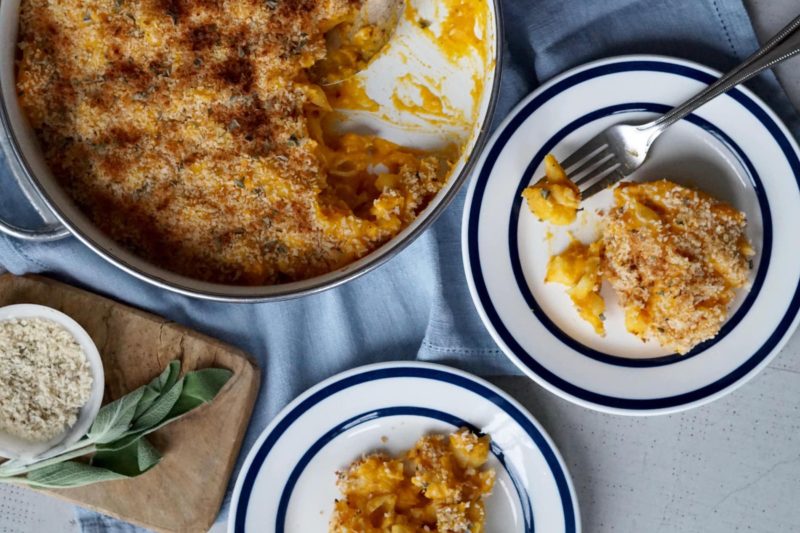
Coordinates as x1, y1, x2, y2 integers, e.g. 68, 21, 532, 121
462, 55, 800, 415
228, 362, 580, 533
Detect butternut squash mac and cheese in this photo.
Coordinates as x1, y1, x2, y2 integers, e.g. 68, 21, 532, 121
16, 0, 459, 284
330, 428, 495, 533
523, 156, 754, 354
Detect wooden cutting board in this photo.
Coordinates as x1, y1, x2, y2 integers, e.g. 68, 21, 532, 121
0, 274, 261, 532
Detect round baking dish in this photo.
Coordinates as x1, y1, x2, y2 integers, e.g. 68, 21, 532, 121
0, 0, 502, 301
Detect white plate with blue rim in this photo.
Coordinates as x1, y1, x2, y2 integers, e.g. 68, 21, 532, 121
228, 362, 580, 533
462, 54, 800, 415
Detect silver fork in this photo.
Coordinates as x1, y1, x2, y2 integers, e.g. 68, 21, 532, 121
553, 13, 800, 200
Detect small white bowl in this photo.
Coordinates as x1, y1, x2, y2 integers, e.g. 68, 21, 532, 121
0, 304, 104, 461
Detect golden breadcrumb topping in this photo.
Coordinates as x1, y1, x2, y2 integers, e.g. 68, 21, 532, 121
16, 0, 450, 284
602, 180, 754, 353
330, 428, 495, 533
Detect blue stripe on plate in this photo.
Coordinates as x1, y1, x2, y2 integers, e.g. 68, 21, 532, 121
466, 59, 800, 410
275, 406, 534, 532
233, 366, 577, 533
506, 102, 771, 367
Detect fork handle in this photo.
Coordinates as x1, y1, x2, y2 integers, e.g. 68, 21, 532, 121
644, 13, 800, 135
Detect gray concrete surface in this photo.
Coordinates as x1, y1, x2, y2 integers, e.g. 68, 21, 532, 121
1, 0, 799, 532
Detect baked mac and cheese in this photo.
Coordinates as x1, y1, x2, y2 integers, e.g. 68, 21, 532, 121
16, 0, 459, 285
330, 428, 495, 533
524, 155, 754, 353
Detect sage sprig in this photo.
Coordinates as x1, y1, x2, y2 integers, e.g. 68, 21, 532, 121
0, 360, 232, 488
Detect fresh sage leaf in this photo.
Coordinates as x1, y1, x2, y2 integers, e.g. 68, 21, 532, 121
133, 360, 181, 419
133, 386, 160, 420
95, 369, 231, 451
25, 461, 127, 488
168, 368, 232, 417
129, 368, 233, 441
88, 387, 145, 444
132, 377, 184, 430
94, 432, 141, 453
157, 360, 181, 391
92, 438, 161, 477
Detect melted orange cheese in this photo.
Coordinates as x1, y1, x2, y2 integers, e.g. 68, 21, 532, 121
406, 0, 487, 62
522, 155, 581, 225
323, 77, 380, 111
389, 74, 459, 119
546, 239, 606, 335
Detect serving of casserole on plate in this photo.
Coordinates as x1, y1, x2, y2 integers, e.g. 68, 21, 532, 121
2, 0, 498, 297
228, 362, 580, 533
524, 156, 755, 355
463, 55, 800, 414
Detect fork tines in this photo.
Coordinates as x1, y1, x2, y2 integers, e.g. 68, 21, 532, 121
547, 134, 624, 199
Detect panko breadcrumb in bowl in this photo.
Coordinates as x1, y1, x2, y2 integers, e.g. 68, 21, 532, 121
0, 304, 104, 461
0, 0, 500, 300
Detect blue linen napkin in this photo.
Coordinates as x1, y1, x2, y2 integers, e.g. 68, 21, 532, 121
1, 0, 798, 530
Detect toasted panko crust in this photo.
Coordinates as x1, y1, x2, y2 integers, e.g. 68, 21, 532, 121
16, 0, 447, 284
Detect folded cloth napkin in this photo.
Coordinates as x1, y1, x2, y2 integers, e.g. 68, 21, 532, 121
1, 0, 798, 530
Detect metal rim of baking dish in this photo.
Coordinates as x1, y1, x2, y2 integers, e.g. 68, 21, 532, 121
0, 0, 504, 302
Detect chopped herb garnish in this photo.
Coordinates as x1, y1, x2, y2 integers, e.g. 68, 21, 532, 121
265, 0, 278, 9
540, 188, 551, 200
264, 240, 287, 254
287, 134, 299, 146
233, 178, 245, 188
289, 32, 308, 55
228, 119, 240, 131
599, 313, 606, 321
418, 18, 432, 29
748, 259, 754, 270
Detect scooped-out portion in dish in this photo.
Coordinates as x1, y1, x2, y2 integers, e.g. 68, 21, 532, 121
15, 0, 484, 285
523, 156, 755, 354
330, 428, 495, 533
